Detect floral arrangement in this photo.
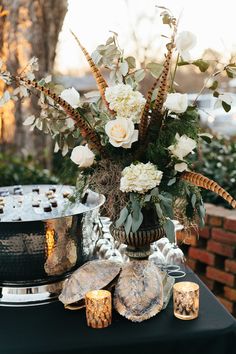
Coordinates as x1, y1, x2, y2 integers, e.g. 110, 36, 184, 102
1, 8, 236, 241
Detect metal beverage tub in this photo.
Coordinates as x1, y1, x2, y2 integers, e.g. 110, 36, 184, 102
0, 185, 105, 306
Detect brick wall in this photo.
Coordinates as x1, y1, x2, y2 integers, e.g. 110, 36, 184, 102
177, 203, 236, 316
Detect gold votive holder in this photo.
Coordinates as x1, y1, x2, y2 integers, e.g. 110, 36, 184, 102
173, 281, 199, 320
85, 290, 112, 329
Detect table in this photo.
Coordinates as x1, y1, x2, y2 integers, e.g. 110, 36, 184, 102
1, 267, 236, 354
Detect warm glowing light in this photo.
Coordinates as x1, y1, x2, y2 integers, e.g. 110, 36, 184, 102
173, 281, 199, 320
85, 290, 112, 328
45, 229, 55, 257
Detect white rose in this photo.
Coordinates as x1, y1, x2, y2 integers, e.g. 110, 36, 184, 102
168, 133, 197, 160
105, 118, 138, 149
164, 93, 188, 114
70, 144, 95, 168
174, 162, 188, 172
60, 87, 81, 108
176, 31, 197, 61
105, 84, 146, 123
120, 162, 163, 194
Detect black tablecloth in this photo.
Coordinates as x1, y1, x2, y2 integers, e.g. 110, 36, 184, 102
1, 268, 236, 354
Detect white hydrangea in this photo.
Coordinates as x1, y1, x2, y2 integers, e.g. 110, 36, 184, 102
105, 83, 146, 123
120, 162, 163, 194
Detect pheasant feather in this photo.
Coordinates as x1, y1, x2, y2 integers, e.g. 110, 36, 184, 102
70, 31, 113, 113
139, 77, 160, 142
149, 23, 177, 129
181, 171, 236, 208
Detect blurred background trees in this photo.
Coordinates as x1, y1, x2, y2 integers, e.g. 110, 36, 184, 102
0, 0, 67, 167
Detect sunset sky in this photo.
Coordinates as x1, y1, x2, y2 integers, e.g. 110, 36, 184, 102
55, 0, 236, 74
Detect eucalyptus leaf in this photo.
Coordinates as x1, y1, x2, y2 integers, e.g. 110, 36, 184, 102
120, 61, 129, 76
167, 177, 176, 186
193, 59, 209, 72
116, 206, 129, 228
150, 187, 159, 197
124, 213, 133, 235
144, 194, 152, 202
198, 133, 213, 144
23, 115, 35, 126
199, 204, 206, 219
208, 80, 218, 90
62, 143, 69, 156
38, 79, 45, 86
125, 56, 136, 69
132, 210, 143, 232
36, 119, 43, 130
163, 219, 175, 243
226, 65, 236, 78
177, 60, 190, 67
159, 194, 174, 218
155, 203, 163, 218
151, 87, 158, 101
191, 194, 197, 208
134, 69, 145, 82
185, 186, 190, 196
125, 75, 137, 89
106, 37, 114, 45
146, 62, 163, 78
222, 101, 231, 112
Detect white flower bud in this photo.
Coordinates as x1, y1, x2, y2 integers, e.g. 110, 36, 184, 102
60, 87, 81, 108
176, 31, 197, 61
174, 162, 188, 172
168, 134, 197, 160
164, 93, 188, 114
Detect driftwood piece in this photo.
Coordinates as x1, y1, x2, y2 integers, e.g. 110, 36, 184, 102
59, 259, 121, 306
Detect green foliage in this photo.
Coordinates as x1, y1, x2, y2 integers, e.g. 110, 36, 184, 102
147, 106, 199, 172
178, 59, 210, 72
163, 219, 175, 243
193, 137, 236, 208
192, 59, 210, 72
0, 152, 58, 186
225, 64, 236, 78
52, 152, 78, 185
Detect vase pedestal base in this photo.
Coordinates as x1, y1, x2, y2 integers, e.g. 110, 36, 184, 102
126, 245, 151, 259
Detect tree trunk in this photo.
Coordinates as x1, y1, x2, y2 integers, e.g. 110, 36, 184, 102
0, 0, 68, 167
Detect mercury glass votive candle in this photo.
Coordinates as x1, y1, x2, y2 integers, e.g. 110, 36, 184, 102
173, 282, 199, 320
85, 290, 112, 328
